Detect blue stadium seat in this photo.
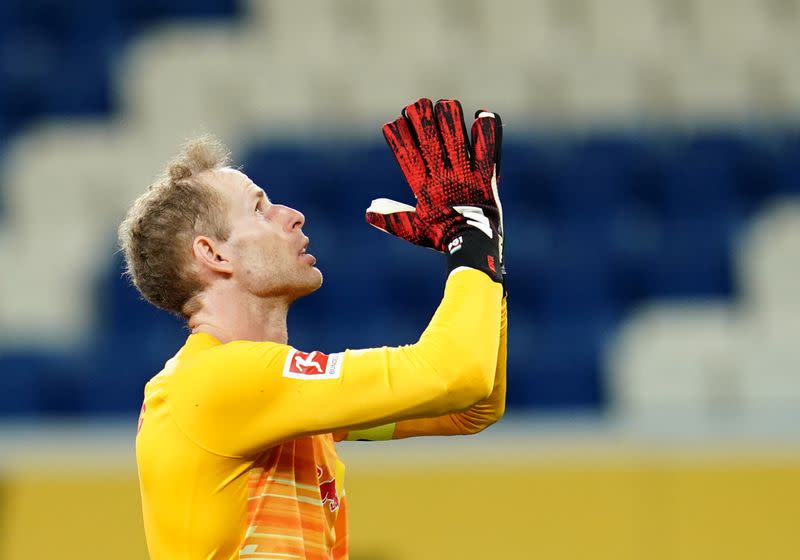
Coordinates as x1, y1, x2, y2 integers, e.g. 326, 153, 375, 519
45, 42, 113, 115
659, 133, 756, 220
607, 206, 663, 306
500, 139, 554, 213
0, 0, 242, 164
82, 326, 186, 414
0, 3, 19, 36
0, 348, 86, 416
0, 116, 13, 219
549, 135, 652, 220
0, 351, 44, 416
510, 216, 622, 322
37, 351, 88, 415
336, 143, 409, 218
0, 28, 55, 125
506, 316, 611, 410
242, 144, 346, 220
777, 134, 800, 195
502, 211, 552, 305
118, 0, 240, 24
96, 252, 186, 337
643, 215, 738, 299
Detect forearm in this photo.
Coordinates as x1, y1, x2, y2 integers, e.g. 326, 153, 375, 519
340, 296, 507, 441
326, 269, 502, 431
394, 296, 507, 438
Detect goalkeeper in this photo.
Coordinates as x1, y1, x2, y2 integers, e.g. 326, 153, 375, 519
121, 98, 508, 560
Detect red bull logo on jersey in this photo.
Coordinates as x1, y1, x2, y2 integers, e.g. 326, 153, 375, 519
316, 466, 340, 512
283, 350, 344, 380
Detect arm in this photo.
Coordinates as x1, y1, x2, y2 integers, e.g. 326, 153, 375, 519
395, 295, 507, 437
337, 296, 507, 441
169, 99, 504, 457
168, 268, 502, 457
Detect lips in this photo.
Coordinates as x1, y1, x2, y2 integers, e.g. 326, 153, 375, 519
299, 237, 315, 264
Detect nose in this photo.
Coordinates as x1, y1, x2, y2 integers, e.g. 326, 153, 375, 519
275, 204, 305, 231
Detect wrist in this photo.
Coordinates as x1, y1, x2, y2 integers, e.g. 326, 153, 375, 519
445, 229, 503, 283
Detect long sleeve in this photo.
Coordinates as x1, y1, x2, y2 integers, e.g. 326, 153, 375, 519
165, 268, 502, 457
340, 296, 507, 441
393, 296, 507, 437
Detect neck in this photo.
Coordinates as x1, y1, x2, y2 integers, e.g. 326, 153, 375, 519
188, 283, 290, 345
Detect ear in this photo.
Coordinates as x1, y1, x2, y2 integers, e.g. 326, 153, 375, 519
192, 235, 233, 275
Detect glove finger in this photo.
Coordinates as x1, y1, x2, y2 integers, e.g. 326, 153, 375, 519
471, 111, 505, 251
434, 99, 471, 171
470, 110, 503, 187
402, 98, 445, 176
365, 198, 433, 248
382, 117, 426, 197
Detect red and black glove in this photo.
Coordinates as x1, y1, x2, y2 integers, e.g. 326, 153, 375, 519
366, 98, 504, 283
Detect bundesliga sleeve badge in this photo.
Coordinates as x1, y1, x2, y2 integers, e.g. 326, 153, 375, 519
282, 349, 344, 380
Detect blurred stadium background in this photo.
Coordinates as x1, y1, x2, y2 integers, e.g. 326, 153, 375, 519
1, 0, 799, 558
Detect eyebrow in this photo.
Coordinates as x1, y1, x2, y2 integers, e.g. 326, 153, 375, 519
250, 187, 270, 204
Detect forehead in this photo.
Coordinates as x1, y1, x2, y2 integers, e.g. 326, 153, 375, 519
203, 167, 264, 200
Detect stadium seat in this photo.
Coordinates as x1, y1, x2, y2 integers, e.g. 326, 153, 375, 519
658, 133, 752, 219
507, 316, 612, 410
502, 210, 559, 313
0, 28, 54, 125
45, 44, 113, 115
499, 139, 554, 213
607, 302, 736, 419
82, 325, 187, 414
735, 319, 800, 419
736, 198, 800, 315
243, 144, 347, 216
777, 134, 800, 195
549, 134, 652, 221
0, 348, 86, 416
0, 351, 44, 415
36, 351, 88, 415
338, 142, 409, 211
606, 206, 663, 306
532, 220, 622, 321
643, 215, 737, 298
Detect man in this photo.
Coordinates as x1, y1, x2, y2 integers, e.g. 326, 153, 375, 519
120, 98, 508, 559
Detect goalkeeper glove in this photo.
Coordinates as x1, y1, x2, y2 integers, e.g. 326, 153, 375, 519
366, 98, 504, 283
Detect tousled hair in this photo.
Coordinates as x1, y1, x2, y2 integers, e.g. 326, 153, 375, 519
118, 135, 233, 318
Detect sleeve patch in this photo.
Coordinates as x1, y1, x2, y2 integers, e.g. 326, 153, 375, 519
283, 350, 344, 380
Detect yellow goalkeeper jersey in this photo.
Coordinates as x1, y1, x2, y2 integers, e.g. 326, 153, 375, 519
136, 268, 502, 559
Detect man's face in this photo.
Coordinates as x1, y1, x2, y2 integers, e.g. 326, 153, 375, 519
204, 167, 323, 300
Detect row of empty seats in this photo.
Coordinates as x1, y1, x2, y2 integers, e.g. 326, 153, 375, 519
608, 203, 800, 420
3, 131, 800, 415
5, 0, 800, 164
0, 0, 239, 149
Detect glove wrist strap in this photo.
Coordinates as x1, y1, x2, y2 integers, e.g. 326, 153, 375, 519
445, 229, 503, 283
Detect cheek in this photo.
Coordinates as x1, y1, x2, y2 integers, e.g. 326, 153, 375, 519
236, 230, 289, 273
242, 238, 277, 268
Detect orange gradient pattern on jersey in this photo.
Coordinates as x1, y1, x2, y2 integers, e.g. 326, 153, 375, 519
240, 435, 348, 559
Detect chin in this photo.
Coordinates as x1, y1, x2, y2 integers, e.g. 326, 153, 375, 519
307, 267, 324, 292
289, 267, 323, 300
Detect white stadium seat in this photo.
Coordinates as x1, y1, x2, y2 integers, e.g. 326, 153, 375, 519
608, 199, 800, 422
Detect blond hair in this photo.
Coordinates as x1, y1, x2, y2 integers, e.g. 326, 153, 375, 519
118, 135, 232, 318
